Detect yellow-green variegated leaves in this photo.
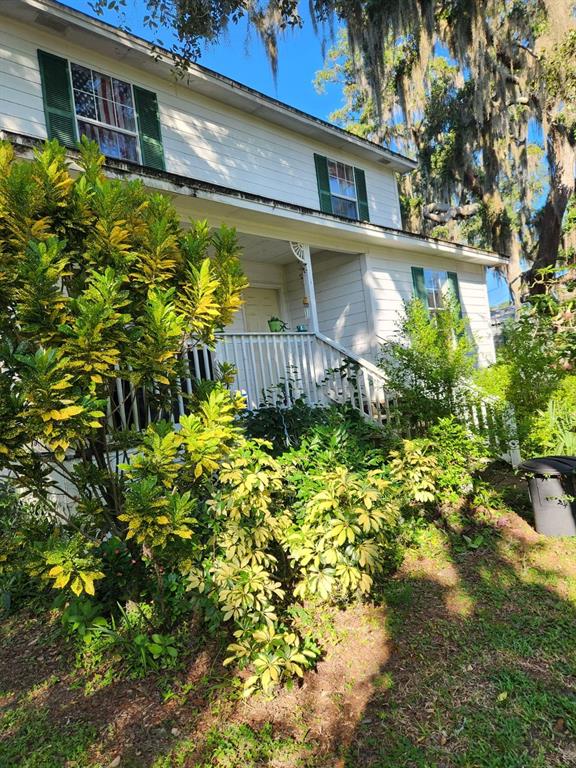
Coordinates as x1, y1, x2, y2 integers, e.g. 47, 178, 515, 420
284, 467, 399, 604
0, 139, 247, 464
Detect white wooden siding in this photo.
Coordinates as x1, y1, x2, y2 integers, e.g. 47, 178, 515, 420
364, 251, 496, 365
313, 252, 371, 356
228, 259, 287, 332
0, 27, 46, 139
0, 19, 401, 228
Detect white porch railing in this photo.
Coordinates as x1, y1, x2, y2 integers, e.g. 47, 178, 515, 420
215, 332, 323, 408
214, 331, 397, 426
103, 332, 520, 466
105, 345, 216, 431
214, 333, 521, 463
459, 385, 522, 468
313, 333, 398, 426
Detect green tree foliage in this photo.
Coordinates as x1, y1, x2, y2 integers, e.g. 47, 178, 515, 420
474, 263, 576, 451
0, 139, 247, 618
0, 138, 247, 482
380, 295, 474, 432
324, 0, 575, 303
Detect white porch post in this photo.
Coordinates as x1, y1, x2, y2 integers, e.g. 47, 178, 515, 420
290, 241, 319, 334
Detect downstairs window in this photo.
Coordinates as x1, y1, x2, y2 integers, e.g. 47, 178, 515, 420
411, 267, 462, 315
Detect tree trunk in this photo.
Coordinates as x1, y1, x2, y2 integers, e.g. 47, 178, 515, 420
528, 123, 575, 293
507, 237, 524, 308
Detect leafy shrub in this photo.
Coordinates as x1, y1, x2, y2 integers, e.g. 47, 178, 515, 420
0, 482, 52, 612
472, 362, 511, 401
498, 311, 561, 439
129, 629, 179, 673
475, 308, 570, 451
428, 417, 489, 500
530, 376, 576, 453
62, 597, 180, 674
285, 467, 402, 600
0, 137, 247, 505
389, 439, 441, 507
386, 420, 490, 514
61, 597, 109, 645
380, 296, 474, 432
0, 139, 248, 673
241, 388, 396, 461
241, 396, 330, 454
276, 404, 395, 480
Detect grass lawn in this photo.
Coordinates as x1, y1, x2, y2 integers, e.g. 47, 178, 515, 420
2, 465, 576, 767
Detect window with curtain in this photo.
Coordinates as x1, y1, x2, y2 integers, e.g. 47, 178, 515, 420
38, 50, 166, 170
327, 159, 359, 218
70, 63, 140, 163
313, 153, 370, 221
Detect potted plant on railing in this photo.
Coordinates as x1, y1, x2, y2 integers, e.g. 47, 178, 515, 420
268, 316, 288, 332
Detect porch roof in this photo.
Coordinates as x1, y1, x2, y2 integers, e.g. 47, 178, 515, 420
6, 130, 508, 268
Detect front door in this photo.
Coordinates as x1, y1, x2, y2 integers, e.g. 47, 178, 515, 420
243, 287, 281, 332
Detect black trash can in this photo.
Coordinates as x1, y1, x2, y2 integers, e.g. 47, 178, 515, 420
519, 456, 576, 537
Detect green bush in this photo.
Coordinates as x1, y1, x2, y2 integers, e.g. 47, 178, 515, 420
385, 419, 489, 514
428, 417, 489, 501
380, 296, 474, 432
499, 312, 561, 419
472, 362, 511, 401
0, 482, 52, 612
284, 466, 403, 600
474, 309, 569, 451
241, 392, 396, 461
530, 376, 576, 453
276, 403, 395, 476
241, 396, 330, 454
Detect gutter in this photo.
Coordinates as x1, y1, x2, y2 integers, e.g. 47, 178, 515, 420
3, 131, 508, 266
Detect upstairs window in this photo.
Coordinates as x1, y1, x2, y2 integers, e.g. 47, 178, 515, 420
71, 64, 139, 163
37, 50, 165, 171
314, 153, 370, 221
327, 159, 358, 218
411, 267, 462, 315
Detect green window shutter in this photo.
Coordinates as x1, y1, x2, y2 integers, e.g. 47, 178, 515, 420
354, 167, 370, 221
446, 271, 463, 315
314, 153, 333, 214
37, 50, 76, 147
134, 86, 165, 170
411, 266, 428, 307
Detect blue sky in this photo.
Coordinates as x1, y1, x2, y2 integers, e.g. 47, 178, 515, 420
62, 1, 510, 306
64, 1, 343, 117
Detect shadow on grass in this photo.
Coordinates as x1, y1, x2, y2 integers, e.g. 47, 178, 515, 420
342, 508, 576, 768
0, 620, 237, 768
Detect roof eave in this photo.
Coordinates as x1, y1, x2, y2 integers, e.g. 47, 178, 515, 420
3, 132, 502, 266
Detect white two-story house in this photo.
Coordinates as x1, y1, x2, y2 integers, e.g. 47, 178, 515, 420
0, 0, 506, 420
